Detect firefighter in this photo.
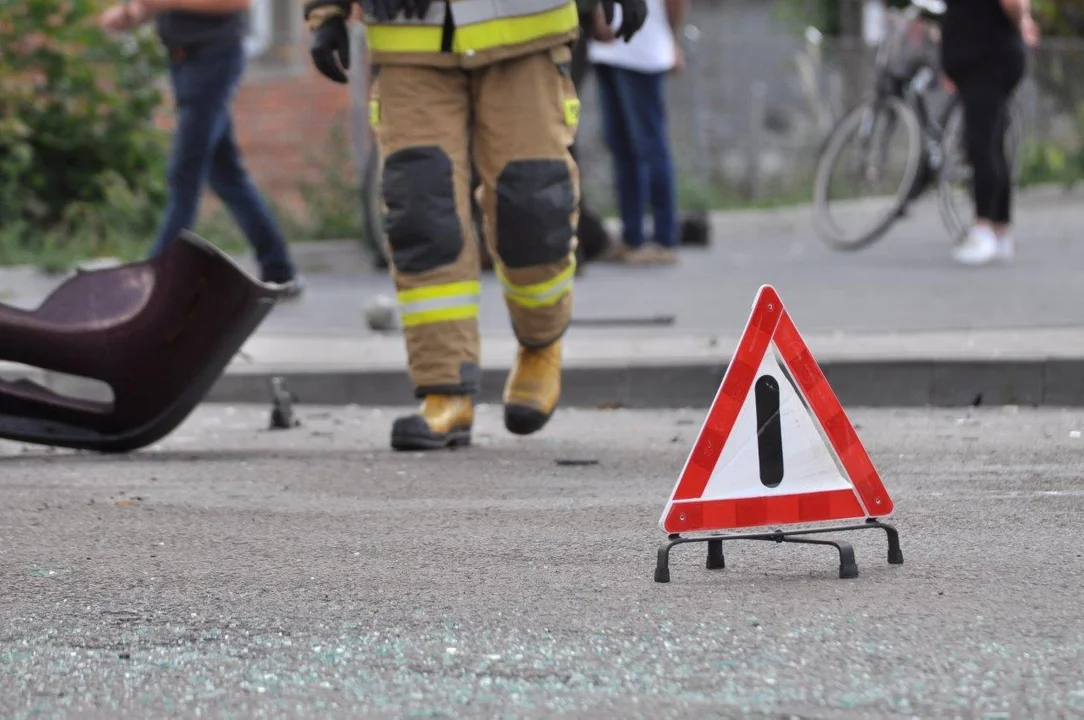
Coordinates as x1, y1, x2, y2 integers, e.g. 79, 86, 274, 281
303, 0, 647, 451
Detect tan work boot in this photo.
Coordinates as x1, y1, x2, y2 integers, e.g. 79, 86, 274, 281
390, 394, 473, 451
625, 244, 679, 266
598, 242, 629, 262
503, 341, 562, 436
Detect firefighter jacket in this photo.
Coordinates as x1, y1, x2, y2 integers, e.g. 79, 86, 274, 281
305, 0, 582, 69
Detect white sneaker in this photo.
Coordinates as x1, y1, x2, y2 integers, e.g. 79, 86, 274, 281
997, 233, 1015, 261
953, 226, 1001, 266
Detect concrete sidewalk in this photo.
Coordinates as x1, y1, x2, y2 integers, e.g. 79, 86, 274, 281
207, 325, 1084, 408
4, 186, 1084, 408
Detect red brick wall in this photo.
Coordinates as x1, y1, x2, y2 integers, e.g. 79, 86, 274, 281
231, 66, 356, 213
155, 62, 357, 218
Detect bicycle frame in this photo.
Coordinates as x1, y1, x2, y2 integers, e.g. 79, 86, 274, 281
866, 0, 955, 202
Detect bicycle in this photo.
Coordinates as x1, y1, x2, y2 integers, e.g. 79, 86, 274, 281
811, 0, 1024, 251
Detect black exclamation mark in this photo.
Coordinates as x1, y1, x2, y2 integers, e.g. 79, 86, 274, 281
755, 375, 784, 488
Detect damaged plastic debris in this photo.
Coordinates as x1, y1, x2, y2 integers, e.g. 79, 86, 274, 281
0, 230, 282, 453
269, 376, 300, 430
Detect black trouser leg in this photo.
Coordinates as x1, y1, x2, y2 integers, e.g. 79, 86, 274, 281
990, 107, 1013, 224
951, 51, 1024, 225
959, 77, 1008, 223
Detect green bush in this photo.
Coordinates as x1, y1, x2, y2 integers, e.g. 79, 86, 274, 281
0, 0, 169, 266
1017, 101, 1084, 188
1034, 0, 1084, 35
295, 120, 367, 241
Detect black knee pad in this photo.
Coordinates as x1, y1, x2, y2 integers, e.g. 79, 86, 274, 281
382, 146, 463, 274
496, 159, 576, 269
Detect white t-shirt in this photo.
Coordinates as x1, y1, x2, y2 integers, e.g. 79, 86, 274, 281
587, 0, 676, 74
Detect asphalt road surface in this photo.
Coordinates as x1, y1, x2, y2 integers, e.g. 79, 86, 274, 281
2, 404, 1083, 718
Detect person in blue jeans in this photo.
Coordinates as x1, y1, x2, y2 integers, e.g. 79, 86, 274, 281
588, 0, 687, 266
99, 0, 303, 297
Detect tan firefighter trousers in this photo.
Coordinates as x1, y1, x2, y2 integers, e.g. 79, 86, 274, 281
370, 44, 581, 397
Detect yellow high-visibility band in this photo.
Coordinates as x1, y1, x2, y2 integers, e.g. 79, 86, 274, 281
398, 280, 482, 328
366, 24, 444, 54
563, 98, 581, 127
497, 255, 575, 309
453, 4, 578, 54
398, 280, 481, 304
367, 3, 578, 55
400, 306, 479, 328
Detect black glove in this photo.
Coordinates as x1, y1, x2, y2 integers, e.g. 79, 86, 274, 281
310, 17, 351, 83
600, 0, 647, 42
304, 1, 352, 84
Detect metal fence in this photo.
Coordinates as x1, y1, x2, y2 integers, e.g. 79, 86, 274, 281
345, 24, 1084, 215
573, 33, 1084, 213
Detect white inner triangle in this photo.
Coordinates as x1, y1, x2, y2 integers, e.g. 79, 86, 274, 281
699, 342, 854, 502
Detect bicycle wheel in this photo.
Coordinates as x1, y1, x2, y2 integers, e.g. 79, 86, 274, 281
937, 97, 1024, 242
359, 136, 389, 269
812, 95, 924, 251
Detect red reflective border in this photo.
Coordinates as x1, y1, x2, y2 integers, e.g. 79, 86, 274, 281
664, 489, 866, 533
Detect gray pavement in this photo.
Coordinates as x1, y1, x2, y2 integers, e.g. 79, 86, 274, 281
4, 185, 1084, 336
3, 403, 1084, 718
248, 184, 1084, 337
4, 187, 1084, 407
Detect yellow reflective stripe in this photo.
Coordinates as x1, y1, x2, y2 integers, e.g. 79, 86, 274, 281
497, 256, 575, 309
397, 281, 482, 328
368, 3, 578, 54
366, 24, 444, 53
401, 306, 478, 328
453, 4, 578, 53
398, 280, 481, 304
563, 98, 580, 126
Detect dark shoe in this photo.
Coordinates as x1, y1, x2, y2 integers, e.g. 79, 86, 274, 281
679, 213, 712, 247
503, 340, 562, 436
577, 207, 613, 262
391, 394, 474, 451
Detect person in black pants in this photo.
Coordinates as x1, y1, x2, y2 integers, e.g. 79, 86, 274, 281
941, 0, 1039, 266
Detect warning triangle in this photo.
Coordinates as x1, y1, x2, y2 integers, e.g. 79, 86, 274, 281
659, 285, 894, 534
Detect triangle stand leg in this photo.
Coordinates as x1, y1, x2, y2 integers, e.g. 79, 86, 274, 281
654, 519, 902, 584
